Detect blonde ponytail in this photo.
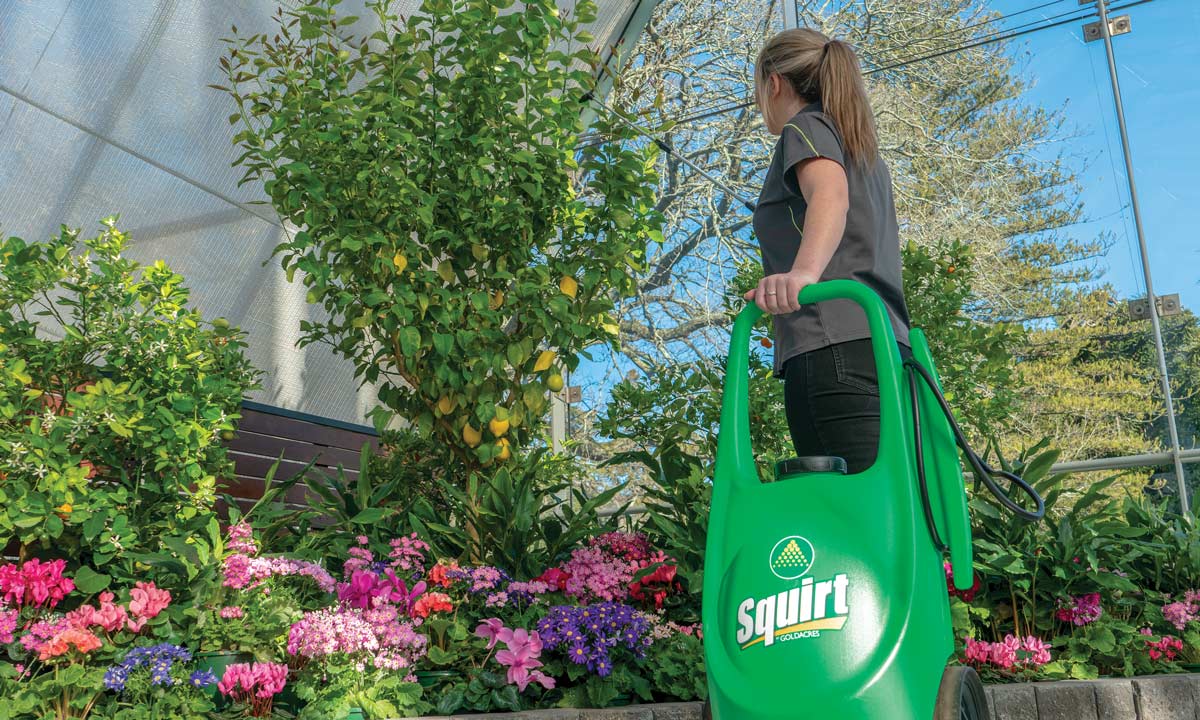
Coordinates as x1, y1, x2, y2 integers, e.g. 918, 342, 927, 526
756, 30, 879, 167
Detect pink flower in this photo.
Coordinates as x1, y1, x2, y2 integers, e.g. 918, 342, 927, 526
964, 637, 991, 665
64, 591, 132, 633
496, 632, 547, 692
219, 662, 288, 717
476, 618, 506, 650
388, 534, 430, 574
1143, 629, 1184, 663
529, 670, 555, 690
1163, 596, 1199, 631
989, 635, 1020, 670
0, 559, 75, 609
226, 522, 258, 556
1019, 636, 1052, 666
963, 635, 1051, 671
220, 606, 245, 620
0, 607, 17, 644
129, 581, 171, 621
943, 561, 982, 603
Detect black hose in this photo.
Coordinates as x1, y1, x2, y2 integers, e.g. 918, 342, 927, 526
904, 358, 1045, 523
907, 363, 950, 552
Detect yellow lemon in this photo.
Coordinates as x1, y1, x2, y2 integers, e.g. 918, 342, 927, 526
559, 275, 579, 299
496, 437, 512, 461
489, 417, 510, 438
57, 503, 72, 515
462, 423, 482, 448
533, 350, 556, 373
393, 252, 408, 272
437, 395, 454, 416
490, 291, 505, 310
547, 374, 564, 393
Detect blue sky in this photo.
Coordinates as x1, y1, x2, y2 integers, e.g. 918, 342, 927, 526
988, 0, 1199, 312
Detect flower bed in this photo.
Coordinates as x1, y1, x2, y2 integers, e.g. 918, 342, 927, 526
0, 523, 705, 719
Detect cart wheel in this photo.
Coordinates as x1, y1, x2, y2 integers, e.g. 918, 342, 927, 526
934, 666, 989, 720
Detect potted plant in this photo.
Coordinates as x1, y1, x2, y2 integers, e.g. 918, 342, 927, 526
287, 604, 429, 719
98, 644, 218, 719
0, 559, 178, 720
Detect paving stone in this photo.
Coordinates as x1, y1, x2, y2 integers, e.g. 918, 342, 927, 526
1134, 676, 1199, 720
990, 683, 1038, 720
1035, 682, 1099, 720
985, 686, 996, 719
1090, 678, 1137, 720
649, 703, 704, 720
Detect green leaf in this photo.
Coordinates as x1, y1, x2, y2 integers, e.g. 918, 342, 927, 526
73, 566, 112, 594
350, 507, 387, 524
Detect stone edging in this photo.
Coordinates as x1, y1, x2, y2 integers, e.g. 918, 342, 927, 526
987, 674, 1200, 720
413, 703, 704, 719
412, 675, 1200, 719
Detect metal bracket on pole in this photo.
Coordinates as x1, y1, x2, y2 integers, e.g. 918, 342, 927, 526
1083, 15, 1131, 43
1128, 293, 1183, 320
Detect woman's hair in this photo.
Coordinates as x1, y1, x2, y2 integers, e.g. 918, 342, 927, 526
755, 29, 878, 166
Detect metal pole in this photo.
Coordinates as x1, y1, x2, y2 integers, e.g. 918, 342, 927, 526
782, 0, 797, 30
1094, 0, 1189, 511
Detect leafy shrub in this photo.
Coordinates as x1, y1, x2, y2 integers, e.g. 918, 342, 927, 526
0, 218, 258, 598
218, 0, 662, 491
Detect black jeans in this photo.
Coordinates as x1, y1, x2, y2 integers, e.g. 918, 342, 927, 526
782, 338, 912, 474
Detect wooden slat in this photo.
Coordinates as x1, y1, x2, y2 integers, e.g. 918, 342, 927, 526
218, 475, 315, 506
229, 453, 359, 485
236, 409, 381, 453
226, 431, 364, 469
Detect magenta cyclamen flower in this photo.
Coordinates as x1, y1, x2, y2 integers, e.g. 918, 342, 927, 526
963, 635, 1051, 671
0, 559, 76, 609
219, 662, 287, 717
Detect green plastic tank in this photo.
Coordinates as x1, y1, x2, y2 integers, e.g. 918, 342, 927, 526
702, 280, 980, 719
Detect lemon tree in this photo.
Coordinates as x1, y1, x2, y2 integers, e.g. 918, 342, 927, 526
220, 0, 661, 479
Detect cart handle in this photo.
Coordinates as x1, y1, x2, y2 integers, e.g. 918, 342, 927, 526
716, 280, 907, 488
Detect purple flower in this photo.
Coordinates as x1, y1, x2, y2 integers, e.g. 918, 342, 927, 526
190, 669, 219, 688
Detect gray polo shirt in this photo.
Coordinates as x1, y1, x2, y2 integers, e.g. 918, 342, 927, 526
752, 103, 911, 377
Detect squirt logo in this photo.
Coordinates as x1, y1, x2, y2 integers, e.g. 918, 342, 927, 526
736, 534, 851, 651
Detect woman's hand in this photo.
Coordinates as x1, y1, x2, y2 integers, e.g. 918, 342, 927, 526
745, 270, 819, 315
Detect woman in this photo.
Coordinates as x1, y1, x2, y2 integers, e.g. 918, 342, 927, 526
748, 29, 912, 474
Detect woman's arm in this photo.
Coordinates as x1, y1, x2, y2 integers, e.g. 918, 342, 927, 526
747, 157, 849, 315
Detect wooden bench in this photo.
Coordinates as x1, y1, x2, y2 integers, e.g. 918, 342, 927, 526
218, 400, 381, 510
